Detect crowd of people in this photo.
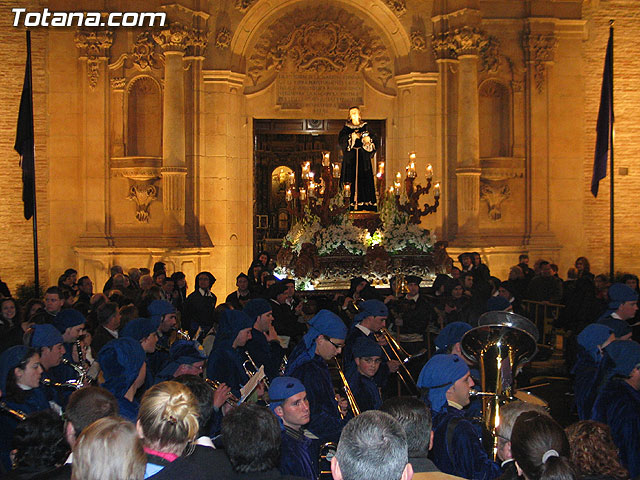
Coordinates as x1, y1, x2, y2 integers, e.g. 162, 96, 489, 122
0, 251, 638, 480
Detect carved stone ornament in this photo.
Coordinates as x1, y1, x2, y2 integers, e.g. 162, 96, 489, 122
215, 27, 232, 49
410, 30, 427, 52
431, 32, 457, 60
153, 23, 190, 52
431, 27, 487, 60
384, 0, 407, 17
130, 31, 163, 69
248, 7, 392, 87
75, 28, 113, 89
128, 183, 158, 223
523, 34, 558, 93
480, 35, 500, 74
110, 76, 126, 89
187, 29, 209, 57
480, 181, 510, 221
235, 0, 257, 13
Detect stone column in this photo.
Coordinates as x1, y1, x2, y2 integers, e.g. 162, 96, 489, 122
453, 27, 485, 238
154, 25, 190, 233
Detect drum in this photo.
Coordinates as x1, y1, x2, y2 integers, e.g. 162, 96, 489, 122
513, 390, 549, 409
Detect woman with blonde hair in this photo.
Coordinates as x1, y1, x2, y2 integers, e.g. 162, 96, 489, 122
72, 416, 146, 480
137, 381, 216, 479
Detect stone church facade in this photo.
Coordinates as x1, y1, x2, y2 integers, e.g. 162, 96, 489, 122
0, 0, 638, 297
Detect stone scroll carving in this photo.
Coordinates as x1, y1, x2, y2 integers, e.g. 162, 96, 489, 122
410, 29, 427, 51
431, 27, 487, 60
247, 7, 392, 87
75, 28, 113, 89
523, 34, 558, 93
130, 32, 164, 70
480, 181, 510, 221
128, 183, 158, 223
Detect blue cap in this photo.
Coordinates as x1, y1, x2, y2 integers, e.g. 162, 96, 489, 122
352, 336, 383, 358
417, 354, 469, 412
486, 296, 511, 312
156, 340, 207, 380
0, 346, 30, 392
121, 317, 160, 342
577, 324, 613, 362
148, 300, 176, 322
605, 340, 640, 376
354, 299, 389, 323
307, 310, 347, 342
435, 322, 472, 351
608, 283, 639, 310
243, 298, 272, 322
54, 309, 85, 333
31, 324, 63, 348
268, 376, 306, 411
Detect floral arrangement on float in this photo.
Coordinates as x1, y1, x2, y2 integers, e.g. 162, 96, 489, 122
276, 152, 450, 288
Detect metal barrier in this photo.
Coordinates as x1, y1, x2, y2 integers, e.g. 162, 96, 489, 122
521, 300, 565, 345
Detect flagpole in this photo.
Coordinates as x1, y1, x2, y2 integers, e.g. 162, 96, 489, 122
609, 20, 614, 280
26, 30, 40, 296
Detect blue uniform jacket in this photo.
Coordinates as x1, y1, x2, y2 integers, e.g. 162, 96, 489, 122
430, 404, 502, 480
343, 327, 390, 388
592, 377, 640, 477
206, 347, 248, 399
246, 328, 284, 381
279, 427, 318, 480
347, 370, 381, 412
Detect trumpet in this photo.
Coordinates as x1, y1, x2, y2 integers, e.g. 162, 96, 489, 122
375, 327, 422, 393
279, 355, 288, 376
205, 378, 240, 407
243, 351, 269, 388
0, 401, 27, 421
333, 357, 360, 419
41, 377, 84, 390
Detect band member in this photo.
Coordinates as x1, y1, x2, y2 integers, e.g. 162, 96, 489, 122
206, 309, 255, 399
184, 271, 217, 335
25, 324, 65, 408
417, 354, 501, 480
121, 317, 161, 391
285, 309, 348, 443
244, 298, 285, 382
155, 340, 207, 383
269, 376, 318, 480
394, 275, 436, 340
146, 299, 177, 376
347, 337, 383, 412
50, 309, 87, 400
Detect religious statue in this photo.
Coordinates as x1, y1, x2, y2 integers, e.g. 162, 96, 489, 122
339, 107, 378, 211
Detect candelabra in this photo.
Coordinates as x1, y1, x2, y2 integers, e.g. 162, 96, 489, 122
285, 152, 349, 227
390, 152, 441, 224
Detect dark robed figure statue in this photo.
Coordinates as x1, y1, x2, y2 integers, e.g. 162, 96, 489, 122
339, 106, 378, 211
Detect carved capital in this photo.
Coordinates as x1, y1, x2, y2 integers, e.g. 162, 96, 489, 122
130, 31, 164, 69
450, 26, 487, 56
75, 28, 113, 89
480, 180, 510, 221
128, 182, 158, 223
186, 29, 209, 57
410, 30, 427, 52
153, 23, 190, 53
215, 27, 232, 49
431, 32, 457, 60
523, 34, 558, 93
384, 0, 407, 17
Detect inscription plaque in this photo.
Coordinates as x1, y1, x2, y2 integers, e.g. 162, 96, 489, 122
277, 73, 363, 113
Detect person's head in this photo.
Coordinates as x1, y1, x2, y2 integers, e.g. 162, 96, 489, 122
153, 261, 167, 275
574, 257, 590, 274
417, 354, 471, 412
110, 265, 124, 277
458, 253, 472, 268
64, 386, 119, 448
511, 412, 574, 480
98, 338, 147, 400
128, 268, 142, 284
282, 279, 295, 299
54, 308, 86, 343
152, 271, 166, 287
565, 421, 628, 480
381, 396, 433, 457
171, 271, 186, 289
594, 274, 609, 290
148, 300, 177, 333
11, 410, 68, 472
461, 272, 474, 290
161, 276, 175, 294
158, 340, 207, 378
112, 273, 126, 290
243, 298, 274, 333
450, 266, 461, 279
621, 273, 639, 292
509, 265, 525, 280
306, 310, 347, 361
77, 276, 93, 295
44, 286, 64, 314
348, 106, 361, 125
195, 271, 216, 291
498, 282, 515, 300
434, 322, 471, 356
137, 381, 199, 455
27, 323, 65, 370
519, 254, 529, 265
173, 375, 215, 437
73, 416, 146, 480
332, 410, 412, 480
258, 251, 270, 266
486, 295, 513, 312
121, 317, 161, 353
222, 403, 281, 473
0, 297, 18, 322
354, 299, 388, 332
269, 376, 309, 430
349, 277, 369, 295
607, 283, 639, 320
23, 299, 44, 322
236, 273, 249, 292
539, 261, 552, 277
0, 346, 42, 397
496, 401, 550, 463
97, 301, 120, 330
139, 274, 153, 291
472, 252, 482, 266
450, 282, 464, 299
353, 337, 383, 379
604, 340, 640, 390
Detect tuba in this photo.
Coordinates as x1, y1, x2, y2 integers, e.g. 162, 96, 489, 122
460, 311, 539, 460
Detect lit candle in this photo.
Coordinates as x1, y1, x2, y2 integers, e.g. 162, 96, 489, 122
396, 172, 402, 183
389, 186, 395, 195
434, 183, 441, 198
309, 171, 315, 182
407, 161, 417, 179
322, 152, 331, 167
378, 162, 385, 176
300, 188, 307, 201
343, 183, 351, 198
308, 181, 316, 198
302, 162, 310, 179
426, 164, 433, 180
332, 163, 341, 178
288, 172, 295, 186
286, 189, 293, 202
409, 152, 416, 161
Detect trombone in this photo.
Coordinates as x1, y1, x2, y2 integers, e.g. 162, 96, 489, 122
375, 327, 424, 393
333, 357, 360, 419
